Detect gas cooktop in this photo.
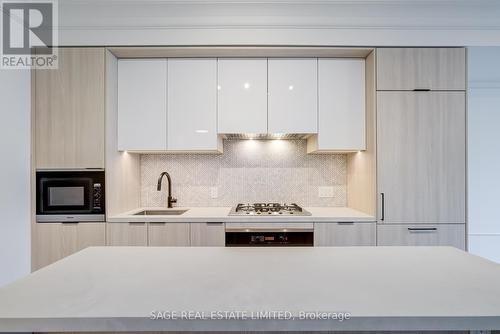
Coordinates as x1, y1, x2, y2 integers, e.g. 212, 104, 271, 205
229, 203, 311, 216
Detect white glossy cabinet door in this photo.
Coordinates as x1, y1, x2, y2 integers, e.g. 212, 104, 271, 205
117, 59, 167, 151
310, 58, 365, 152
218, 58, 268, 134
268, 59, 318, 134
167, 59, 220, 151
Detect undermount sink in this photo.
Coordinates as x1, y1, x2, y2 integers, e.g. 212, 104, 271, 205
133, 209, 188, 216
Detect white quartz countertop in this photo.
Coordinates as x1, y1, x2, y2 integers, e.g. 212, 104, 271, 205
1, 246, 500, 332
108, 206, 375, 223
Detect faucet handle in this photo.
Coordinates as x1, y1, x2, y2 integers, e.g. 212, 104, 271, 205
171, 197, 177, 204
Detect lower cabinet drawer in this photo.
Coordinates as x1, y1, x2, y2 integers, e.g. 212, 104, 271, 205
32, 222, 106, 271
106, 222, 148, 246
377, 224, 466, 250
148, 222, 190, 247
190, 222, 225, 246
314, 222, 376, 246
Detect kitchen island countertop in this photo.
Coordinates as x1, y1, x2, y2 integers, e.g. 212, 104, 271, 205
1, 246, 500, 332
108, 206, 375, 223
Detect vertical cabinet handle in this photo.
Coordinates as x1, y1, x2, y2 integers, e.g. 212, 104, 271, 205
380, 193, 385, 221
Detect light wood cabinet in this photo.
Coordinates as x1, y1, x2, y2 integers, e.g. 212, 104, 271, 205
377, 224, 466, 250
376, 48, 466, 91
167, 59, 221, 152
268, 58, 318, 134
148, 222, 190, 246
377, 92, 466, 223
308, 58, 366, 152
190, 223, 225, 246
218, 58, 268, 134
314, 222, 376, 247
106, 222, 148, 246
117, 59, 167, 151
32, 223, 105, 270
34, 48, 105, 168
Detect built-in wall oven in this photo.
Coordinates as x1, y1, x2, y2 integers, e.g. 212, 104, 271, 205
36, 170, 105, 223
225, 223, 314, 247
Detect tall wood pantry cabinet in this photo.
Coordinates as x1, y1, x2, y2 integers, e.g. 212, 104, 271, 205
375, 48, 467, 249
32, 48, 107, 270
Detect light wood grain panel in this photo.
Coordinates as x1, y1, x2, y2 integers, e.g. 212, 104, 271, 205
32, 223, 105, 270
105, 50, 141, 217
31, 68, 37, 272
314, 222, 376, 247
346, 50, 377, 216
190, 223, 225, 246
376, 48, 466, 91
377, 224, 466, 250
148, 223, 190, 247
377, 92, 466, 223
34, 48, 105, 168
108, 46, 373, 58
106, 223, 148, 246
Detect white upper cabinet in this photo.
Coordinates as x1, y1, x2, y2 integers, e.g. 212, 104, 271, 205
117, 59, 167, 151
308, 58, 366, 152
116, 57, 366, 152
167, 59, 221, 152
218, 59, 268, 134
268, 59, 318, 134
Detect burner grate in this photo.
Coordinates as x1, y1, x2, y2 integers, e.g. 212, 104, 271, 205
230, 203, 311, 216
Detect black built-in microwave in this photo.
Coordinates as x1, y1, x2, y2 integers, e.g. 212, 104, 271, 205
36, 170, 105, 222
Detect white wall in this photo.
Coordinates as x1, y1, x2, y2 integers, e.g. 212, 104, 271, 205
58, 0, 500, 46
468, 47, 500, 263
0, 70, 31, 286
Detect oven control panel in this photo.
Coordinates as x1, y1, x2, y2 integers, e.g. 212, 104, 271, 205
226, 231, 313, 247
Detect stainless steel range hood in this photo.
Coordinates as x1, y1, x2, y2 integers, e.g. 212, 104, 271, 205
222, 133, 311, 140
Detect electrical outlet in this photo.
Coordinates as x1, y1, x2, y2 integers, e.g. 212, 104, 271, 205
210, 187, 218, 199
318, 186, 334, 198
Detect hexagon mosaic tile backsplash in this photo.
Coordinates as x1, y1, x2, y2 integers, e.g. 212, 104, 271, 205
141, 140, 347, 207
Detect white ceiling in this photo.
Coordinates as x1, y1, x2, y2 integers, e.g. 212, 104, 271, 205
58, 0, 500, 46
